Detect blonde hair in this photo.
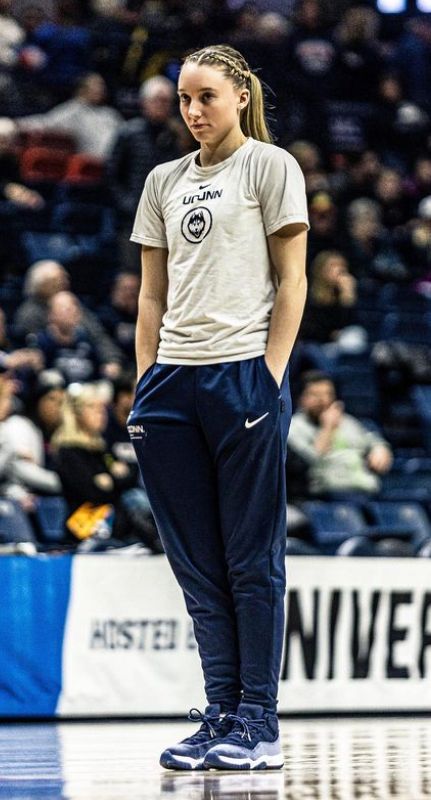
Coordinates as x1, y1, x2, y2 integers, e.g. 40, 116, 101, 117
182, 44, 272, 144
52, 383, 105, 450
310, 250, 347, 303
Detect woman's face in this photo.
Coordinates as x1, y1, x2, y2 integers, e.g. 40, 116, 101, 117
178, 63, 247, 145
37, 389, 65, 432
78, 399, 107, 436
322, 256, 348, 284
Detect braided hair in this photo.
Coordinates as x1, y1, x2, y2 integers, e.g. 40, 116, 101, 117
182, 45, 272, 144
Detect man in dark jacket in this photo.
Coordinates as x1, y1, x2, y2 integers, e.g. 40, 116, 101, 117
106, 75, 180, 271
13, 260, 123, 377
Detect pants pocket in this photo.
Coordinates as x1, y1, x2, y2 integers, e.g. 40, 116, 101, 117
135, 361, 156, 392
259, 355, 289, 395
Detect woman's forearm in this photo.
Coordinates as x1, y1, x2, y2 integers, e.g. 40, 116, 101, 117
265, 275, 308, 386
135, 295, 166, 380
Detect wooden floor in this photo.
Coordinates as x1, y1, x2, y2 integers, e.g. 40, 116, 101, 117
0, 716, 430, 799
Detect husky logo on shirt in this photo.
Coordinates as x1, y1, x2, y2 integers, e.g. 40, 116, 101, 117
181, 206, 212, 244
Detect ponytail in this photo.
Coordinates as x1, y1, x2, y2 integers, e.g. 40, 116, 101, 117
241, 72, 272, 143
183, 45, 273, 144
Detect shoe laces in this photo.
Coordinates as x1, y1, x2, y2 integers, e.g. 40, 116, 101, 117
225, 713, 267, 743
188, 707, 222, 739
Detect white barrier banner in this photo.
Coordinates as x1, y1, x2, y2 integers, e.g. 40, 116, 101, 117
58, 556, 431, 716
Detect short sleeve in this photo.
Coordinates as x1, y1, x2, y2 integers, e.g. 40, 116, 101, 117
255, 147, 310, 236
130, 168, 168, 248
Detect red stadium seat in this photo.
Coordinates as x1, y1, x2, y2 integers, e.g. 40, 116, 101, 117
20, 146, 70, 182
63, 154, 104, 185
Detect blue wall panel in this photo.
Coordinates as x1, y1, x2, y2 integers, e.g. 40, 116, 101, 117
0, 556, 72, 716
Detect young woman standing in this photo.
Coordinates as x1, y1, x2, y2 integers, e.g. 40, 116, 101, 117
128, 44, 309, 771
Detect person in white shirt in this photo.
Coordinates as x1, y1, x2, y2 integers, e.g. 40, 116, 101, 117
127, 44, 309, 771
16, 72, 122, 158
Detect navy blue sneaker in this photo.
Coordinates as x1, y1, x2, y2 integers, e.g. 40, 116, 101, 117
203, 702, 284, 770
159, 705, 233, 770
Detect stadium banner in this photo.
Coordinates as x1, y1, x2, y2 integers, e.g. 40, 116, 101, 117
1, 554, 431, 717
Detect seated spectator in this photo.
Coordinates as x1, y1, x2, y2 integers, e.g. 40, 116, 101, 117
104, 371, 157, 539
15, 72, 122, 157
13, 259, 122, 376
339, 150, 382, 204
345, 197, 408, 282
288, 371, 392, 497
372, 167, 413, 231
306, 192, 345, 263
402, 195, 431, 291
0, 306, 43, 376
0, 368, 61, 514
97, 271, 138, 363
103, 371, 137, 466
53, 382, 163, 552
369, 73, 430, 171
0, 117, 44, 270
333, 6, 382, 103
300, 250, 360, 345
24, 368, 66, 469
408, 156, 431, 202
35, 291, 102, 384
106, 75, 180, 271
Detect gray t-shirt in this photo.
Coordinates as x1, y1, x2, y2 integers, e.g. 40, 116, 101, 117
131, 137, 309, 365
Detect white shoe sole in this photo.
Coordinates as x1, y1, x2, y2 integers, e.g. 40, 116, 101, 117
160, 752, 205, 770
205, 752, 284, 770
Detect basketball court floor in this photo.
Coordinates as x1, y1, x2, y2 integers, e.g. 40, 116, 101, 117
1, 716, 430, 799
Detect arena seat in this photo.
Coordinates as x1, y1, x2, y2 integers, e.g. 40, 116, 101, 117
301, 501, 367, 553
379, 470, 431, 502
417, 539, 431, 558
336, 535, 376, 557
366, 501, 431, 549
20, 147, 70, 182
35, 496, 67, 544
374, 538, 416, 557
0, 498, 36, 544
63, 154, 104, 185
286, 537, 321, 556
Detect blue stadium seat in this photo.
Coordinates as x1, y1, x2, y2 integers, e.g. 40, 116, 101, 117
336, 535, 376, 557
286, 537, 321, 556
380, 470, 431, 502
366, 501, 431, 549
35, 496, 67, 543
0, 498, 36, 544
301, 501, 367, 553
417, 539, 431, 558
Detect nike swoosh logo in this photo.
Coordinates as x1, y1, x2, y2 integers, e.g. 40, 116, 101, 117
245, 412, 269, 429
199, 183, 211, 189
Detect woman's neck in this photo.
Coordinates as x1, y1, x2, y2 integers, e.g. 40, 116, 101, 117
199, 129, 248, 167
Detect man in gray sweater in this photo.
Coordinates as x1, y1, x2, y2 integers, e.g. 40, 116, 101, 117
288, 371, 393, 495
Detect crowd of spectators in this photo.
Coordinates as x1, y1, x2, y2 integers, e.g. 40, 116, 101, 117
1, 0, 431, 556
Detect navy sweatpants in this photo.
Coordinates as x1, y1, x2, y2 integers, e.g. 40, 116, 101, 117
128, 355, 292, 712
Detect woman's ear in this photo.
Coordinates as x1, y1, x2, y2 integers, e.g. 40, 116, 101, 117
238, 88, 250, 111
